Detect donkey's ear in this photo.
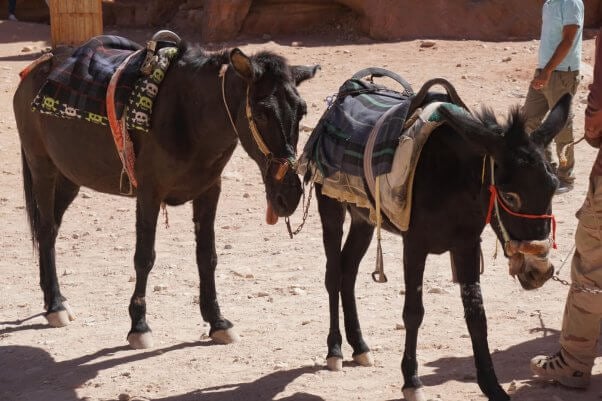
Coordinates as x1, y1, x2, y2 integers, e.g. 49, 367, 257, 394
291, 65, 320, 86
531, 93, 571, 148
438, 103, 502, 155
230, 48, 255, 82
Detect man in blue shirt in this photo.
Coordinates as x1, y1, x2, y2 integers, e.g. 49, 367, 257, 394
522, 0, 584, 194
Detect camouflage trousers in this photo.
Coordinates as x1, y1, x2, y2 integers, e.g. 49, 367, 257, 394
560, 175, 602, 371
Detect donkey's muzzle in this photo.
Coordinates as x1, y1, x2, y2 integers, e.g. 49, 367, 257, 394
506, 239, 554, 290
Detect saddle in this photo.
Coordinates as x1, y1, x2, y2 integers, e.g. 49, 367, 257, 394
25, 31, 182, 192
300, 69, 470, 232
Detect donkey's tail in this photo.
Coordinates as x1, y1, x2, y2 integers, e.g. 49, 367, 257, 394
21, 150, 40, 249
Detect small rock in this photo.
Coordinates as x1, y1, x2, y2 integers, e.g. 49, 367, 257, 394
427, 287, 448, 294
128, 275, 135, 282
395, 323, 405, 330
456, 63, 462, 67
501, 57, 512, 62
243, 193, 250, 198
291, 41, 302, 47
118, 393, 131, 401
290, 287, 306, 296
72, 233, 79, 239
301, 320, 311, 325
507, 380, 518, 395
80, 192, 92, 199
192, 295, 200, 304
420, 40, 436, 48
224, 244, 233, 250
21, 46, 33, 52
274, 362, 289, 370
153, 284, 168, 292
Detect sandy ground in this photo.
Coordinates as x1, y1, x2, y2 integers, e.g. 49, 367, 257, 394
1, 20, 602, 401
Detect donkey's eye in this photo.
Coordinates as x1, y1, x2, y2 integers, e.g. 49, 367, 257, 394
500, 191, 521, 210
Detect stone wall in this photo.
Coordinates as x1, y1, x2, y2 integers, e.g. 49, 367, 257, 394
4, 0, 602, 42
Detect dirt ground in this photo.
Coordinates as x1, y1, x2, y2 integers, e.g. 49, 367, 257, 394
1, 20, 602, 401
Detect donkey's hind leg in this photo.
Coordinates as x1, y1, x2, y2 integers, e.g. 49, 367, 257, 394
50, 174, 81, 323
316, 184, 347, 371
342, 209, 375, 367
25, 158, 77, 327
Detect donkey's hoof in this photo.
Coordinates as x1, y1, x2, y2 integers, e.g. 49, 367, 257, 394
402, 387, 427, 401
127, 332, 154, 349
62, 301, 76, 321
326, 356, 343, 371
46, 310, 70, 327
210, 328, 239, 344
353, 351, 374, 367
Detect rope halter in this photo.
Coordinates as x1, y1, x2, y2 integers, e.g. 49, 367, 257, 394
484, 157, 557, 250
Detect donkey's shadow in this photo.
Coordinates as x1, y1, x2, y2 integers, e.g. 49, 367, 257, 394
0, 321, 323, 401
419, 325, 602, 401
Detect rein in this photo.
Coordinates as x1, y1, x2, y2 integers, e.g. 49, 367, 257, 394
220, 64, 309, 236
484, 157, 557, 250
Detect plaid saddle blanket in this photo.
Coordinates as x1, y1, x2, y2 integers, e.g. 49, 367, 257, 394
31, 35, 145, 125
30, 35, 178, 133
302, 77, 412, 178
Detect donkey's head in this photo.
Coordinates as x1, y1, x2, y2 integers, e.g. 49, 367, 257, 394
439, 94, 572, 290
229, 48, 319, 225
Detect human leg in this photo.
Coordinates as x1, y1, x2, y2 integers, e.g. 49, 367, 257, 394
544, 70, 581, 183
531, 176, 602, 387
522, 70, 550, 135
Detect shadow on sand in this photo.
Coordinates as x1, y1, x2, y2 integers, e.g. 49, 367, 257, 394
0, 318, 324, 401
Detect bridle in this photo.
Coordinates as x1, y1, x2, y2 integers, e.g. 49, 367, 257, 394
483, 157, 557, 250
219, 64, 296, 182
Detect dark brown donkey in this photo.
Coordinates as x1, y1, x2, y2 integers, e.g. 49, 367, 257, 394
307, 84, 571, 401
13, 41, 318, 349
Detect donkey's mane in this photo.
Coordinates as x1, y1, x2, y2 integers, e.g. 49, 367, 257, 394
178, 44, 291, 82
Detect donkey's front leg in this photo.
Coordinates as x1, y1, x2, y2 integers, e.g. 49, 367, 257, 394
400, 243, 428, 401
127, 193, 161, 349
453, 245, 509, 401
193, 183, 238, 344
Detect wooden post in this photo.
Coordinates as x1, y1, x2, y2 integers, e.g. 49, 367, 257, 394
49, 0, 103, 47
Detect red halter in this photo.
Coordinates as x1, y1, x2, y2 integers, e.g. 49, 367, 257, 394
485, 185, 557, 249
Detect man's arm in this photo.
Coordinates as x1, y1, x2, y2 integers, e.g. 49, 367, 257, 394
531, 25, 579, 90
586, 29, 602, 148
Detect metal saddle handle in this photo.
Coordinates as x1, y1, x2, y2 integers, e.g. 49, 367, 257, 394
151, 30, 182, 44
408, 77, 471, 116
351, 67, 414, 95
141, 30, 181, 75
